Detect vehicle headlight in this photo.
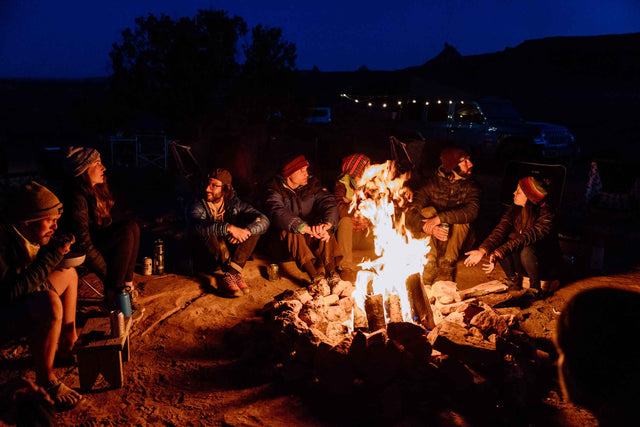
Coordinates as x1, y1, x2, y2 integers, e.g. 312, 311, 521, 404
534, 131, 547, 145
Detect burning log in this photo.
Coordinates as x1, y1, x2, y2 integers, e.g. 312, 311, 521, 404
353, 306, 368, 331
365, 294, 386, 332
386, 294, 403, 323
406, 273, 436, 330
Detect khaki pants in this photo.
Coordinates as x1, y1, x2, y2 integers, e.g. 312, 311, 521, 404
281, 230, 342, 275
421, 207, 470, 266
336, 216, 375, 270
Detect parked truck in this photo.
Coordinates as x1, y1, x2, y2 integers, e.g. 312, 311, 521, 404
395, 96, 579, 168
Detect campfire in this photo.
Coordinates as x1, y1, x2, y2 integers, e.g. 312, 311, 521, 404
351, 160, 430, 327
243, 160, 557, 424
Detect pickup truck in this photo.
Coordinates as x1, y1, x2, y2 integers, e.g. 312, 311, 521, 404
396, 96, 579, 167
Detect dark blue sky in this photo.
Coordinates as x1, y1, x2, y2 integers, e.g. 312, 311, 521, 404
1, 0, 638, 78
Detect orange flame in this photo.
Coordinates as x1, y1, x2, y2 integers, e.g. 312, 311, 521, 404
350, 161, 430, 322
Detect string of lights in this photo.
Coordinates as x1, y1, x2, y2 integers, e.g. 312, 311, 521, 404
339, 93, 465, 109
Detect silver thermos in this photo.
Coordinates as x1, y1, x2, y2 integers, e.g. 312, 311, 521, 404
153, 238, 165, 275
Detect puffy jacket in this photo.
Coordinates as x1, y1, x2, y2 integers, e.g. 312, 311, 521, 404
405, 168, 482, 236
60, 187, 108, 281
265, 175, 339, 233
479, 203, 559, 259
0, 217, 64, 303
185, 195, 270, 241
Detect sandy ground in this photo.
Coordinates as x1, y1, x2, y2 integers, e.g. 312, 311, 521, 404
1, 168, 639, 426
4, 250, 638, 426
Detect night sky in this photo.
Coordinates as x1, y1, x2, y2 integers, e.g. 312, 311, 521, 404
1, 0, 638, 78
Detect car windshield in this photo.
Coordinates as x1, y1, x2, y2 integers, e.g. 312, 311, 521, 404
478, 100, 523, 121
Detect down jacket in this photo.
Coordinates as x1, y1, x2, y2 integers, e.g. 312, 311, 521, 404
479, 203, 560, 260
405, 168, 482, 236
185, 195, 270, 241
60, 186, 109, 281
265, 175, 339, 233
0, 217, 65, 303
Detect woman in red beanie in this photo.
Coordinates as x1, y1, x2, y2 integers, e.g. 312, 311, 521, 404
464, 176, 562, 295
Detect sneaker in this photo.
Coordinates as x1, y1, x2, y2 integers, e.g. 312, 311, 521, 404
234, 271, 250, 294
219, 272, 243, 298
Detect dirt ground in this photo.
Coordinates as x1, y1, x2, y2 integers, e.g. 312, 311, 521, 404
1, 167, 639, 426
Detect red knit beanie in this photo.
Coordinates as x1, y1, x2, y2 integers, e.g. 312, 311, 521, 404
341, 153, 370, 177
282, 155, 310, 178
440, 146, 469, 172
519, 176, 548, 204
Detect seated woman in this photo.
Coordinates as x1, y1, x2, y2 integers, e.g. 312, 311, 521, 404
464, 176, 561, 295
61, 146, 140, 309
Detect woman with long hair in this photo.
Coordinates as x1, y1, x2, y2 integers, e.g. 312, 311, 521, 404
464, 176, 561, 295
61, 146, 140, 308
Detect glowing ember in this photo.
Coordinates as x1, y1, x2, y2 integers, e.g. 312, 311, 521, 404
350, 161, 430, 322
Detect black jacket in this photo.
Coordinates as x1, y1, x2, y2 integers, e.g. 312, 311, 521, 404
406, 168, 482, 237
479, 203, 560, 260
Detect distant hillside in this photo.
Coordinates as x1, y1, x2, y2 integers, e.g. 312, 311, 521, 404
3, 32, 640, 162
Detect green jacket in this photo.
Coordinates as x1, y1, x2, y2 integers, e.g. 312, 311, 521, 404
0, 216, 64, 303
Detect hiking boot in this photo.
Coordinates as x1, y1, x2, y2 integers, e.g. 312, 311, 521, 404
421, 262, 437, 287
501, 275, 523, 292
219, 272, 243, 298
327, 271, 342, 288
436, 259, 457, 282
339, 268, 357, 283
540, 279, 560, 295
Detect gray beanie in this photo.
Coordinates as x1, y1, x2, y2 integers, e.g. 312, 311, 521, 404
64, 146, 100, 177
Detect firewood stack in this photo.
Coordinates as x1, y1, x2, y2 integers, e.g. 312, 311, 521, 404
227, 278, 558, 424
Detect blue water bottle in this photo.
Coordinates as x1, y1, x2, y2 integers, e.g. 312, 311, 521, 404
116, 289, 132, 317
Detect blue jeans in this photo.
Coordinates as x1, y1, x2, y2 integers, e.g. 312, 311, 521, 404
499, 246, 542, 289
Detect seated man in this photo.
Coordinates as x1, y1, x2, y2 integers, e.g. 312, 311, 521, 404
265, 154, 342, 287
185, 169, 269, 297
0, 181, 82, 410
334, 153, 374, 281
405, 146, 481, 285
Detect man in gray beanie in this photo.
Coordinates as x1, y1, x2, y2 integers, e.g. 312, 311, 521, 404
0, 181, 83, 410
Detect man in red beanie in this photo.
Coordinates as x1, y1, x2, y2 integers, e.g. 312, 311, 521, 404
185, 169, 270, 298
265, 155, 342, 287
406, 146, 481, 285
0, 181, 82, 410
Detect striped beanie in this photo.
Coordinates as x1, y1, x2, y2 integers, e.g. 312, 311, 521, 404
64, 146, 100, 177
282, 155, 310, 178
341, 153, 370, 177
519, 176, 548, 204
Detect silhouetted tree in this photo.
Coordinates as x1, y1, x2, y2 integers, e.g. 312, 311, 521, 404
107, 9, 297, 134
235, 24, 298, 123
